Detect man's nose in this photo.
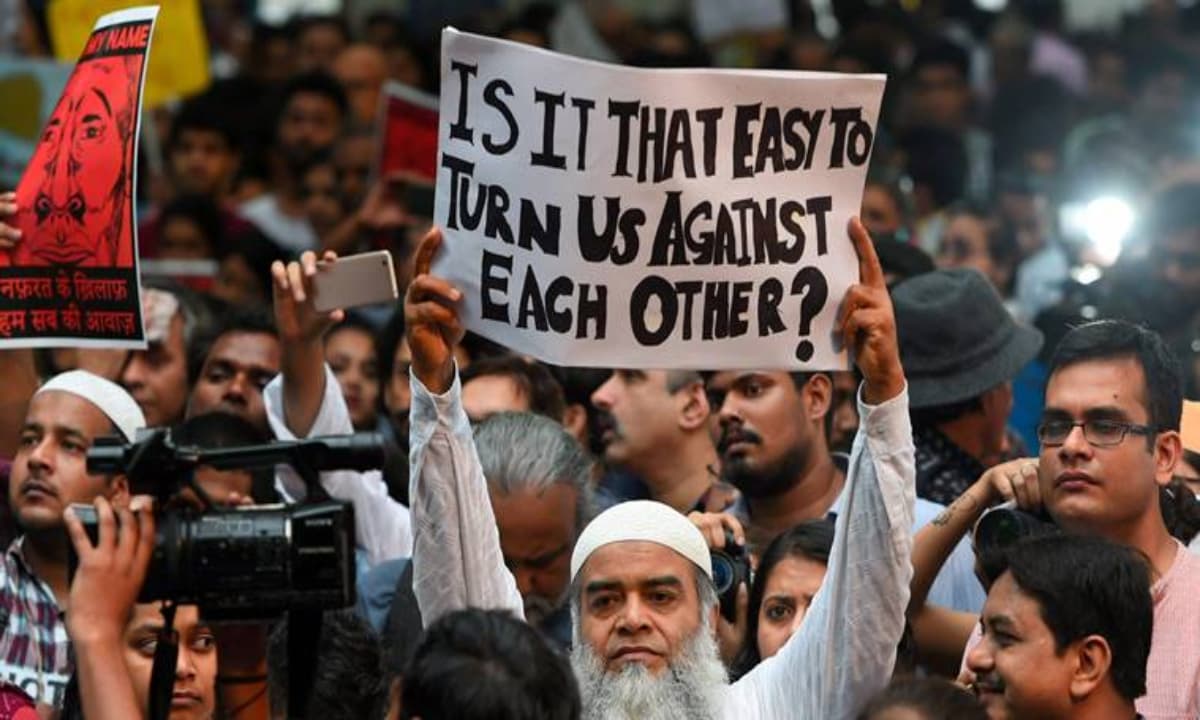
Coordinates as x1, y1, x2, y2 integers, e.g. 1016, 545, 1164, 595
591, 376, 616, 410
615, 595, 651, 634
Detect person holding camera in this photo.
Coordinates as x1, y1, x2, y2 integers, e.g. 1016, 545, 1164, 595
406, 219, 916, 719
908, 321, 1200, 719
0, 371, 145, 711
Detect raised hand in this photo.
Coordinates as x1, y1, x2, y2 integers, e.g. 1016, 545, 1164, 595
271, 250, 345, 346
837, 217, 904, 405
404, 227, 464, 394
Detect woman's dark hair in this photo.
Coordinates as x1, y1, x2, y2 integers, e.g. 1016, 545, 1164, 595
857, 676, 987, 720
731, 519, 835, 679
158, 194, 225, 258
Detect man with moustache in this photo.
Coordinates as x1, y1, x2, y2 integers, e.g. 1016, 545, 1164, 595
967, 534, 1152, 720
406, 220, 915, 718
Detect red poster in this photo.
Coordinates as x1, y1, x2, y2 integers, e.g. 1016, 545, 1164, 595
1, 6, 158, 348
379, 82, 439, 182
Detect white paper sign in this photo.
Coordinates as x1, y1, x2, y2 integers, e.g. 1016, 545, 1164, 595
433, 28, 885, 370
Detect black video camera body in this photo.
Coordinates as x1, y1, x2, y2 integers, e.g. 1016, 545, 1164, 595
710, 531, 752, 623
68, 501, 356, 621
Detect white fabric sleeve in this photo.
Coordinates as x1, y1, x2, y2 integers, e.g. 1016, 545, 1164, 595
264, 364, 412, 566
725, 384, 915, 720
408, 369, 525, 628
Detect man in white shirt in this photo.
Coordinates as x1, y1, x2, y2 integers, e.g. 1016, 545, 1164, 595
405, 219, 915, 719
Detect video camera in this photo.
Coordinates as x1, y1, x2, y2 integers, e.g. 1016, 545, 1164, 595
72, 427, 383, 621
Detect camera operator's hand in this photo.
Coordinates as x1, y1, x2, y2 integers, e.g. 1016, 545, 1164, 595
838, 218, 905, 405
0, 191, 20, 249
63, 496, 155, 720
405, 227, 463, 394
687, 511, 750, 666
978, 457, 1042, 511
64, 496, 156, 640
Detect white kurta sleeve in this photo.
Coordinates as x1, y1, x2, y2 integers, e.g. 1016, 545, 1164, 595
725, 384, 915, 720
408, 369, 525, 627
265, 364, 413, 566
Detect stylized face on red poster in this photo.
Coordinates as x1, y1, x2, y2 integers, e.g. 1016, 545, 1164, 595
6, 18, 150, 268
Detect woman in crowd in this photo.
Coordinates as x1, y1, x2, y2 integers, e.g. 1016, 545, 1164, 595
324, 314, 382, 432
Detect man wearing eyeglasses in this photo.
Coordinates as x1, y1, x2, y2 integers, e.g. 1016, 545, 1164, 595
940, 320, 1200, 719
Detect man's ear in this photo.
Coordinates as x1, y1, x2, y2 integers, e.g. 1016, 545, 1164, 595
1154, 430, 1182, 488
803, 373, 833, 424
562, 403, 589, 446
678, 381, 710, 432
1068, 635, 1112, 702
106, 473, 131, 508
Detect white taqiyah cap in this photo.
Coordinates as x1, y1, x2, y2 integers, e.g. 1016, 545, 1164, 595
36, 370, 146, 442
570, 500, 713, 582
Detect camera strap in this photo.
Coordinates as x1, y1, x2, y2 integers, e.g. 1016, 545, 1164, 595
148, 601, 179, 720
286, 608, 322, 719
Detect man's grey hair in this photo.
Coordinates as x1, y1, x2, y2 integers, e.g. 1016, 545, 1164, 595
665, 370, 703, 394
474, 411, 594, 534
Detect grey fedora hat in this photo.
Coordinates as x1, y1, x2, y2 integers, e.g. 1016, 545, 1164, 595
893, 268, 1043, 409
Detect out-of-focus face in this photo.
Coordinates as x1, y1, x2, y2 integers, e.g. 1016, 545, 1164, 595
755, 554, 827, 661
123, 603, 216, 720
335, 135, 374, 208
296, 23, 347, 74
385, 44, 425, 90
301, 163, 345, 240
463, 374, 528, 423
1038, 358, 1174, 534
490, 483, 578, 627
913, 65, 970, 130
121, 313, 189, 427
332, 45, 387, 126
277, 93, 342, 168
967, 572, 1077, 720
708, 371, 823, 498
159, 216, 213, 260
860, 184, 904, 238
578, 541, 708, 676
937, 214, 1007, 291
829, 372, 859, 454
170, 128, 237, 198
212, 254, 266, 308
325, 326, 380, 431
590, 370, 685, 470
383, 337, 411, 430
1154, 226, 1200, 301
186, 331, 280, 432
10, 391, 128, 532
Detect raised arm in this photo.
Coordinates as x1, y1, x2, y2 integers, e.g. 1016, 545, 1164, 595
406, 228, 523, 626
730, 218, 914, 720
908, 458, 1038, 672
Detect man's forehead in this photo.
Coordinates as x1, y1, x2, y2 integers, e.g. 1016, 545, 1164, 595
26, 390, 110, 435
1045, 357, 1147, 415
208, 332, 280, 369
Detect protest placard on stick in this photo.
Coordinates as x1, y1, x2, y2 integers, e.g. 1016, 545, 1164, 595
2, 6, 157, 349
432, 28, 885, 370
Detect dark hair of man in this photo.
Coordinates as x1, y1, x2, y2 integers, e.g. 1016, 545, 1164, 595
1160, 478, 1200, 545
910, 39, 970, 80
216, 228, 291, 303
158, 194, 224, 254
979, 534, 1153, 704
946, 201, 1020, 271
460, 355, 567, 422
289, 14, 350, 45
187, 307, 278, 387
901, 127, 968, 208
167, 95, 240, 154
856, 676, 987, 720
277, 71, 349, 125
401, 608, 580, 720
173, 411, 279, 504
731, 519, 835, 678
1047, 320, 1183, 434
268, 610, 388, 720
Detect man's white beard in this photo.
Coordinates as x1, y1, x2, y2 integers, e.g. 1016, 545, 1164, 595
570, 621, 728, 720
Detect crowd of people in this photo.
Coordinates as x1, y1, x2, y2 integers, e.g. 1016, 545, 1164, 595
2, 0, 1200, 718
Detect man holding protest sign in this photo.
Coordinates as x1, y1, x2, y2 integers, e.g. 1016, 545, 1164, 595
406, 215, 914, 718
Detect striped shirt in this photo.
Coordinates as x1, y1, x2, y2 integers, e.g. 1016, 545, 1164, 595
0, 539, 70, 708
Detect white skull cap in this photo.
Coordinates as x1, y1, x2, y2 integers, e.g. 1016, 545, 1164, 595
570, 500, 713, 582
36, 370, 146, 442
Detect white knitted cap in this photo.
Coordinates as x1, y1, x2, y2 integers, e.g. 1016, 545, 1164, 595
570, 500, 713, 581
36, 370, 146, 441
